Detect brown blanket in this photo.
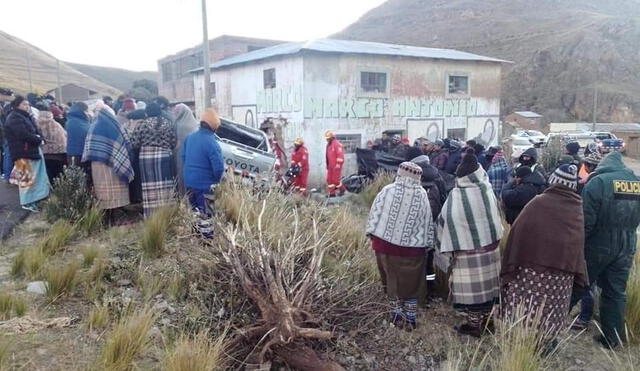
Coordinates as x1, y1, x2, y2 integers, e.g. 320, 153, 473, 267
501, 184, 588, 289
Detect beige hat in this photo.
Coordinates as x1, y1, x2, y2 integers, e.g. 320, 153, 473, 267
201, 109, 221, 131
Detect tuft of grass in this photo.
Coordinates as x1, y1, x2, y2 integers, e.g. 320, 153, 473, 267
12, 297, 27, 317
45, 262, 79, 300
137, 269, 165, 302
163, 331, 227, 371
86, 257, 107, 285
626, 250, 640, 344
87, 303, 110, 332
357, 171, 395, 208
10, 250, 25, 278
11, 247, 46, 279
40, 220, 75, 255
0, 337, 10, 370
79, 205, 104, 235
166, 273, 186, 302
81, 246, 103, 268
98, 308, 155, 370
139, 206, 177, 258
0, 293, 27, 320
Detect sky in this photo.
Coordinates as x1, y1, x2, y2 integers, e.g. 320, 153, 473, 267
1, 0, 386, 72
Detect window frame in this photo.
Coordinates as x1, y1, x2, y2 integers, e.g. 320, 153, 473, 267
446, 73, 470, 97
263, 68, 276, 89
360, 71, 388, 94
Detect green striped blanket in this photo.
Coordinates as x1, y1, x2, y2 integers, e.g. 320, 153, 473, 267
437, 168, 503, 252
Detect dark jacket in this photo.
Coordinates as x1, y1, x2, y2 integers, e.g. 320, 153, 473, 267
5, 108, 42, 161
430, 149, 449, 171
512, 147, 546, 179
445, 148, 463, 174
412, 156, 447, 220
502, 171, 546, 224
582, 152, 640, 258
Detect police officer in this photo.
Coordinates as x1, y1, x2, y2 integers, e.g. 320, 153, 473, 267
572, 151, 640, 348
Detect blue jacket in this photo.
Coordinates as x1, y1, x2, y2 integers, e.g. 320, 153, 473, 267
66, 105, 90, 156
182, 126, 224, 191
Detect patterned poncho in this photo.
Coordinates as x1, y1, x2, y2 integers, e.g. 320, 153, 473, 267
437, 167, 503, 253
82, 109, 134, 183
366, 176, 434, 248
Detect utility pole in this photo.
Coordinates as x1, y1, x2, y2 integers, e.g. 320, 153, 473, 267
56, 59, 63, 104
592, 82, 598, 132
201, 0, 212, 109
25, 49, 33, 92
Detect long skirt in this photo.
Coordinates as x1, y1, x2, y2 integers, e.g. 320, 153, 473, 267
10, 156, 50, 206
450, 247, 501, 307
501, 266, 573, 338
139, 146, 175, 218
92, 162, 129, 210
375, 252, 426, 299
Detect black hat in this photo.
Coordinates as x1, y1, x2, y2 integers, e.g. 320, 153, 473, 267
456, 148, 480, 178
145, 103, 162, 118
565, 142, 580, 155
515, 166, 532, 178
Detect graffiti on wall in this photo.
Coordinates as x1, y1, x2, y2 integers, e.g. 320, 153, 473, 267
256, 87, 480, 119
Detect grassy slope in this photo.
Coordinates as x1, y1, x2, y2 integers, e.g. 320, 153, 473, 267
66, 63, 158, 93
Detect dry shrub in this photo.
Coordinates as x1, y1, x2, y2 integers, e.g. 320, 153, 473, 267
99, 308, 155, 370
626, 250, 640, 344
137, 268, 165, 302
87, 303, 110, 332
11, 246, 46, 279
357, 171, 394, 208
140, 205, 179, 258
82, 245, 102, 268
164, 331, 227, 371
40, 220, 75, 255
79, 205, 104, 235
44, 165, 95, 223
0, 337, 10, 370
1, 293, 27, 320
45, 262, 79, 300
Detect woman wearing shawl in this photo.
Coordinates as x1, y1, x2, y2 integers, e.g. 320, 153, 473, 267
130, 103, 177, 218
486, 146, 510, 198
501, 164, 587, 340
437, 148, 503, 337
83, 101, 133, 213
367, 162, 434, 330
5, 96, 50, 212
66, 102, 90, 167
36, 106, 67, 183
173, 104, 199, 194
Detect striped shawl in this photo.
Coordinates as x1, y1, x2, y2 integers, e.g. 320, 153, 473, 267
437, 167, 503, 253
82, 109, 134, 183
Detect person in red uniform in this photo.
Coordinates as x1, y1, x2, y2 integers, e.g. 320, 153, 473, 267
325, 130, 346, 197
290, 137, 309, 194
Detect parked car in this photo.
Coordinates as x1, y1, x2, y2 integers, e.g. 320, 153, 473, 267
519, 130, 548, 145
593, 132, 625, 153
511, 137, 534, 154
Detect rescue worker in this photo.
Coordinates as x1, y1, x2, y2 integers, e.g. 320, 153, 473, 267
325, 130, 346, 197
290, 137, 309, 194
570, 151, 640, 348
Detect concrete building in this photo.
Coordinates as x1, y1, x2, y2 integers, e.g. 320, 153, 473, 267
504, 111, 544, 131
550, 122, 640, 157
157, 35, 283, 104
46, 83, 100, 103
191, 39, 508, 184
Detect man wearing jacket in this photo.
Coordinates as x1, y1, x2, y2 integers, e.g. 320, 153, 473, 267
501, 166, 546, 225
290, 137, 309, 194
325, 130, 346, 197
572, 151, 640, 348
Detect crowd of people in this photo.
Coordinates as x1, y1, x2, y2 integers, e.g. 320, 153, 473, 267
366, 138, 640, 350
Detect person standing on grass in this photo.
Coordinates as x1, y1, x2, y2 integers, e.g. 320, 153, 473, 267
82, 100, 133, 220
290, 137, 310, 194
570, 151, 640, 349
367, 161, 434, 331
173, 103, 199, 195
129, 103, 177, 218
4, 95, 50, 212
501, 164, 588, 341
35, 105, 67, 183
66, 102, 90, 167
182, 108, 224, 238
325, 130, 346, 197
437, 148, 503, 337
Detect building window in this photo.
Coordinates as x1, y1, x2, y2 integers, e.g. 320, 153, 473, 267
263, 68, 276, 89
335, 134, 362, 154
447, 128, 466, 140
162, 63, 174, 82
209, 82, 216, 99
360, 71, 387, 93
448, 75, 469, 95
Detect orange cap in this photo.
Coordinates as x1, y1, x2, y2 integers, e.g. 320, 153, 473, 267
201, 109, 220, 131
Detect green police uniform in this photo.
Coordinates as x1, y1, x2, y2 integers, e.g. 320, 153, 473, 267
577, 152, 640, 345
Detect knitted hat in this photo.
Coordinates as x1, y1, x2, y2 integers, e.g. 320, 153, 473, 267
515, 166, 532, 178
583, 152, 603, 166
201, 108, 221, 131
122, 98, 136, 111
455, 148, 480, 178
549, 164, 578, 191
397, 161, 422, 181
565, 142, 580, 155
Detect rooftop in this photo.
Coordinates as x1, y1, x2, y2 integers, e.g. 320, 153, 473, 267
514, 111, 543, 118
191, 38, 511, 72
551, 122, 640, 132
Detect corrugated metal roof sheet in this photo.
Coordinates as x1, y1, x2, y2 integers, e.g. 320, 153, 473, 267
514, 111, 543, 118
190, 39, 511, 72
552, 122, 640, 133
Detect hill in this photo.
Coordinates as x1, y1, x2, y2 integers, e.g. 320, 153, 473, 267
0, 30, 120, 98
336, 0, 640, 123
66, 62, 158, 93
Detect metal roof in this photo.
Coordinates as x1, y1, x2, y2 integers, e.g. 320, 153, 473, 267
580, 123, 640, 132
514, 111, 543, 118
190, 39, 510, 73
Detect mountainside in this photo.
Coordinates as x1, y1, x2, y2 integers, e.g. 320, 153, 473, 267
0, 30, 120, 98
336, 0, 640, 123
67, 62, 158, 93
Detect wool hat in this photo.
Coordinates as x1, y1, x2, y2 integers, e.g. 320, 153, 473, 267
455, 148, 480, 178
515, 166, 532, 178
397, 161, 422, 182
122, 98, 136, 111
201, 108, 221, 131
145, 103, 162, 118
583, 152, 603, 166
565, 141, 580, 155
549, 164, 578, 191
